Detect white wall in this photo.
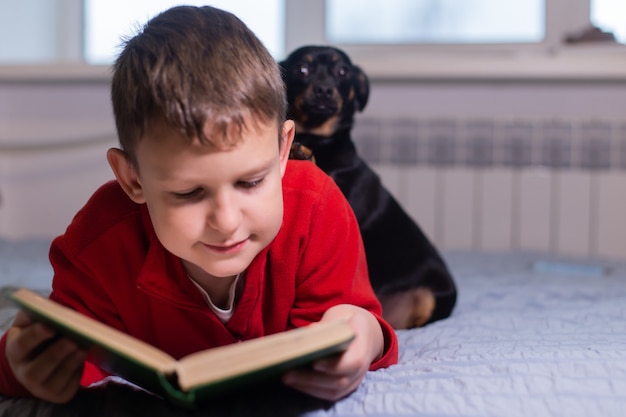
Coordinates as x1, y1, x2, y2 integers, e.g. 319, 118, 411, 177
363, 81, 626, 120
0, 80, 116, 239
1, 75, 625, 243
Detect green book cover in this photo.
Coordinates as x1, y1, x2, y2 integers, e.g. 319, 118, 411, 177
9, 288, 355, 408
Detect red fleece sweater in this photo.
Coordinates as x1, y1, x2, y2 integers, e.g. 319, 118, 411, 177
0, 160, 397, 398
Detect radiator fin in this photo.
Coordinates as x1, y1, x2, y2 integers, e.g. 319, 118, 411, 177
353, 116, 626, 260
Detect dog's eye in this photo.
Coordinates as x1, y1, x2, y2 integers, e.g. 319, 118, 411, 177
296, 65, 309, 77
336, 66, 349, 78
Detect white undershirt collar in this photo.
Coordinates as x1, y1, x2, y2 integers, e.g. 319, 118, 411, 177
188, 273, 241, 324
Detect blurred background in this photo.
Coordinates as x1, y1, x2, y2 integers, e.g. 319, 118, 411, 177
1, 0, 625, 260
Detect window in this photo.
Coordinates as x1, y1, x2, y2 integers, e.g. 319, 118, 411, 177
84, 0, 284, 64
0, 0, 625, 79
591, 0, 626, 42
281, 0, 626, 80
0, 0, 81, 64
325, 0, 545, 44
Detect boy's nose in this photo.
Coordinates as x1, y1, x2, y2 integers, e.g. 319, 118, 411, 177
206, 192, 241, 234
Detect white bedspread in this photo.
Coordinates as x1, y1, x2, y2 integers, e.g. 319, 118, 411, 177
1, 247, 625, 417
330, 252, 626, 417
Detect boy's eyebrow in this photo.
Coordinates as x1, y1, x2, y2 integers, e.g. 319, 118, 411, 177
239, 154, 276, 177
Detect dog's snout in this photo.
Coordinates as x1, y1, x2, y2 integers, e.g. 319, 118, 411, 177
314, 85, 334, 99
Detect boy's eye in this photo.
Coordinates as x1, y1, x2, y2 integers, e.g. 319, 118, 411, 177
172, 188, 202, 199
237, 178, 264, 189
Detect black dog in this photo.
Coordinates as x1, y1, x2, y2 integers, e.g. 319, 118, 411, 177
280, 46, 457, 329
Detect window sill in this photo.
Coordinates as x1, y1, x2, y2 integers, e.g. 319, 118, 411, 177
348, 45, 626, 82
0, 64, 111, 83
1, 48, 626, 83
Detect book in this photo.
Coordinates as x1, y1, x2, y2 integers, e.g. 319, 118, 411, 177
9, 288, 355, 408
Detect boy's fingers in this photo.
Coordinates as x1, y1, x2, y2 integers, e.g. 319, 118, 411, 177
283, 369, 358, 401
29, 338, 80, 379
43, 345, 86, 401
11, 310, 36, 327
310, 351, 360, 375
6, 322, 56, 362
25, 341, 86, 404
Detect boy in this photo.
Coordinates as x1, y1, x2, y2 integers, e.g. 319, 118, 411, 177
0, 5, 397, 404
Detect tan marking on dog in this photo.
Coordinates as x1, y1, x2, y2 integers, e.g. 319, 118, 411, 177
289, 143, 316, 163
347, 87, 355, 102
296, 115, 340, 136
293, 95, 309, 124
378, 287, 436, 329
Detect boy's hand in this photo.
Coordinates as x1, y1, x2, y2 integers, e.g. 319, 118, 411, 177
5, 310, 86, 403
282, 304, 384, 401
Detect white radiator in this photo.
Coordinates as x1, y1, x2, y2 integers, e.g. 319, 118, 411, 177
0, 132, 116, 240
352, 116, 626, 261
2, 117, 626, 262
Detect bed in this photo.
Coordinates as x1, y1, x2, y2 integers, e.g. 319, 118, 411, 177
1, 239, 625, 417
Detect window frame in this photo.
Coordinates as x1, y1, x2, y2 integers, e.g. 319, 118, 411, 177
285, 0, 626, 81
1, 0, 626, 82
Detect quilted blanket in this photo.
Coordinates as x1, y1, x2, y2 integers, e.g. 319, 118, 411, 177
1, 241, 625, 417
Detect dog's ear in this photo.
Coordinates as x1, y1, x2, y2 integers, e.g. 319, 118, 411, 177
352, 65, 369, 112
278, 59, 288, 82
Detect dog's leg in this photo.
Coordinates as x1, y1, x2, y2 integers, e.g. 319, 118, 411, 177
378, 287, 436, 329
289, 142, 316, 163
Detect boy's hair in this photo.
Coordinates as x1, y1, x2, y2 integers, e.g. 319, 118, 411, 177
111, 5, 287, 165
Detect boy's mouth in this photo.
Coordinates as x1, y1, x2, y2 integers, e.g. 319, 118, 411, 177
203, 239, 248, 254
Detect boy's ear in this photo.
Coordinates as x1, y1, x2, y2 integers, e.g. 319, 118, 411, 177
279, 120, 296, 177
106, 148, 146, 204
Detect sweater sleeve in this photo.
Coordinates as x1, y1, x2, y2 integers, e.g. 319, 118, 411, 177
368, 312, 399, 370
286, 167, 398, 369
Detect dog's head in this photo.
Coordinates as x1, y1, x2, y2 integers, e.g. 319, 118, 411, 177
279, 45, 369, 137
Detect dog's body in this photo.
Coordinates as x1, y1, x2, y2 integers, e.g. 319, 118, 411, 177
280, 46, 457, 329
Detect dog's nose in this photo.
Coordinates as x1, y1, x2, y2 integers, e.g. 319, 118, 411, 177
314, 85, 334, 99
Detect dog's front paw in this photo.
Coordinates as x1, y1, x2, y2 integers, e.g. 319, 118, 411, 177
378, 287, 436, 329
289, 142, 316, 163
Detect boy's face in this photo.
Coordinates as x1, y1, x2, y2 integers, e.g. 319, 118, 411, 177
109, 116, 295, 280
